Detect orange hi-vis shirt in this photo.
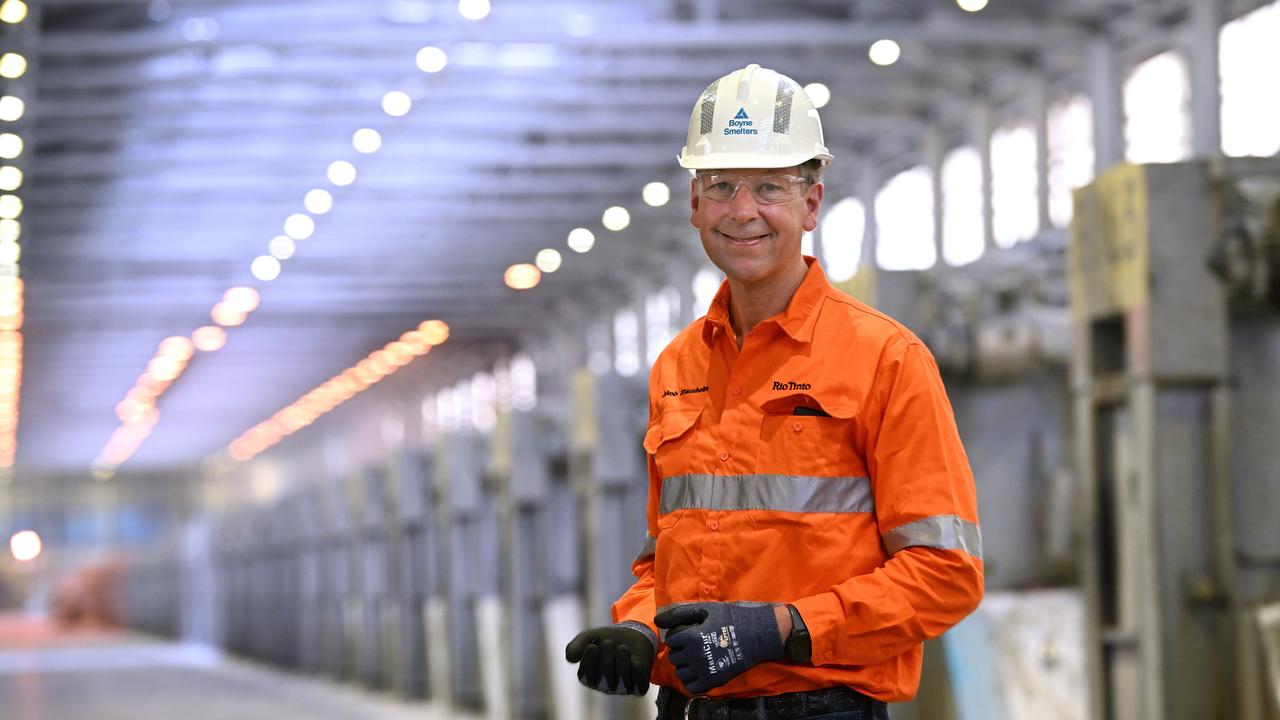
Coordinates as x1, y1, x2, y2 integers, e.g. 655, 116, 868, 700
611, 258, 983, 702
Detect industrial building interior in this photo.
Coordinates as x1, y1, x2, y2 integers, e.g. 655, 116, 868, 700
1, 0, 1279, 718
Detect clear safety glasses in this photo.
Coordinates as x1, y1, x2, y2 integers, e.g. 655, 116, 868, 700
696, 172, 812, 205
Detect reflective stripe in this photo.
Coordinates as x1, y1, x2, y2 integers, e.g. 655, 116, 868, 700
659, 474, 873, 515
633, 532, 657, 564
883, 515, 983, 560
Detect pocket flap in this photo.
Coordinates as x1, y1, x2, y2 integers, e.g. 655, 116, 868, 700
759, 393, 855, 419
642, 409, 702, 454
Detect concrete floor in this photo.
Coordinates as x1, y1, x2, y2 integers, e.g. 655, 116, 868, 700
0, 621, 477, 720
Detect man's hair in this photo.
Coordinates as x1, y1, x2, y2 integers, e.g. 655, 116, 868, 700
799, 158, 825, 185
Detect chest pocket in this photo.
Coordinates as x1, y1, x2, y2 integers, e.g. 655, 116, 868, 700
755, 396, 863, 477
643, 408, 704, 483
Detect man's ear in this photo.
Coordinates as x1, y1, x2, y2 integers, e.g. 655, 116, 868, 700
690, 177, 700, 229
802, 182, 825, 232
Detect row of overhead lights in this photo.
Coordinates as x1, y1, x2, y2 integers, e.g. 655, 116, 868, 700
867, 0, 989, 67
0, 0, 30, 484
227, 320, 450, 462
213, 8, 492, 466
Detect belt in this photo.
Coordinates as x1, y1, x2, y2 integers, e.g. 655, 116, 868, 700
657, 685, 885, 720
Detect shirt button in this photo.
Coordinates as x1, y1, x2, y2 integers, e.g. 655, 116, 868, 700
792, 421, 803, 432
825, 650, 834, 660
719, 451, 730, 461
731, 385, 742, 396
709, 521, 719, 530
703, 585, 714, 595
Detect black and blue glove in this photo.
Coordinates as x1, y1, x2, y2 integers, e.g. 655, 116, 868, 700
655, 602, 784, 694
564, 621, 656, 696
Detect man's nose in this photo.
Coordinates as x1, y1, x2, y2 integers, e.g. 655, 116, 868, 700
728, 183, 761, 222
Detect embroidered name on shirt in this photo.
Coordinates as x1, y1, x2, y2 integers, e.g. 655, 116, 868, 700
663, 386, 709, 398
772, 381, 812, 391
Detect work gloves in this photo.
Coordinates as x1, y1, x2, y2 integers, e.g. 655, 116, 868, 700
655, 602, 783, 694
564, 621, 656, 696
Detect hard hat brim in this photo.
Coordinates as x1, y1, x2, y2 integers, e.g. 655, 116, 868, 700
677, 150, 833, 171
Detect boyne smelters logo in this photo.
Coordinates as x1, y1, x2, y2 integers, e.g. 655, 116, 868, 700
725, 107, 758, 136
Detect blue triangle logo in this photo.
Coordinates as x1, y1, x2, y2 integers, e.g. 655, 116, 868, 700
734, 107, 749, 120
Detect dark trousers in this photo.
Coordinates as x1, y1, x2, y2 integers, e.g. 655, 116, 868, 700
656, 685, 890, 720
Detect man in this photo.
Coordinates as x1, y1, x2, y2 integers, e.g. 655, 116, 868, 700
565, 64, 983, 719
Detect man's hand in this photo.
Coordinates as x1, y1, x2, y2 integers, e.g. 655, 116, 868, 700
564, 623, 656, 696
655, 602, 784, 694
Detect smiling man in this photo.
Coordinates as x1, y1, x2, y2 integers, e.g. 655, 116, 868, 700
566, 64, 984, 720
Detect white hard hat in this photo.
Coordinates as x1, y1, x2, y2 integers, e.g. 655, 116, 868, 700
678, 64, 833, 170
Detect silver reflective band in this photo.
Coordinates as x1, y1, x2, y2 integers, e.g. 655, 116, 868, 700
883, 515, 983, 560
634, 532, 657, 564
659, 473, 873, 515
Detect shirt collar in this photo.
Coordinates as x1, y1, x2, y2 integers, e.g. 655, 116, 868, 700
701, 256, 830, 346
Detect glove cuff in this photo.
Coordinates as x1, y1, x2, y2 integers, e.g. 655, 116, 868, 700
738, 604, 785, 661
616, 620, 658, 653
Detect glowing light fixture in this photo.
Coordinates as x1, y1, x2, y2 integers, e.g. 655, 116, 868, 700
304, 189, 333, 215
602, 206, 630, 231
458, 0, 490, 21
0, 194, 20, 219
268, 235, 295, 259
416, 46, 448, 73
957, 0, 988, 11
0, 96, 23, 122
211, 301, 248, 327
869, 39, 901, 66
567, 227, 595, 253
0, 53, 26, 80
0, 133, 20, 159
0, 166, 21, 191
382, 90, 413, 117
226, 319, 450, 463
642, 182, 670, 207
158, 336, 194, 360
0, 1, 29, 24
223, 286, 260, 314
803, 82, 831, 109
0, 220, 16, 244
504, 263, 541, 290
192, 325, 227, 352
327, 160, 357, 186
535, 248, 562, 273
0, 240, 17, 265
251, 255, 282, 281
353, 128, 382, 154
284, 213, 315, 240
9, 530, 39, 562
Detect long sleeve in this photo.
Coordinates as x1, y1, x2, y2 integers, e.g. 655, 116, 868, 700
791, 339, 984, 667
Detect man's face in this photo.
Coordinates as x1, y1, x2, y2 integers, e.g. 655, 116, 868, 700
690, 166, 824, 286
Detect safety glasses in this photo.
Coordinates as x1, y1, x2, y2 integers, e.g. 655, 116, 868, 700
696, 172, 812, 205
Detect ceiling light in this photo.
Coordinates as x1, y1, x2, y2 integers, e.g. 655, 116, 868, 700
0, 241, 16, 265
327, 160, 357, 186
869, 39, 901, 66
0, 133, 20, 159
250, 255, 281, 282
0, 220, 17, 243
283, 213, 315, 240
957, 0, 988, 10
458, 0, 490, 21
211, 301, 248, 326
223, 286, 260, 313
304, 189, 333, 214
535, 248, 562, 273
0, 54, 26, 80
268, 235, 295, 259
0, 195, 21, 219
0, 1, 29, 24
504, 263, 541, 290
382, 90, 413, 117
418, 319, 450, 344
0, 96, 23, 122
642, 182, 670, 207
416, 46, 448, 73
353, 128, 382, 154
9, 530, 40, 562
803, 82, 831, 109
158, 336, 194, 360
567, 227, 595, 253
0, 166, 21, 191
602, 206, 630, 231
192, 325, 227, 352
